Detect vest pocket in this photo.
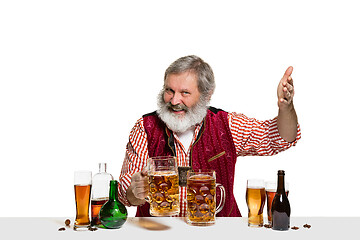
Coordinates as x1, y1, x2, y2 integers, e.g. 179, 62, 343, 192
207, 151, 226, 163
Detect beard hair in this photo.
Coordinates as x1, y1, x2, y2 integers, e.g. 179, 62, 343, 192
156, 91, 209, 133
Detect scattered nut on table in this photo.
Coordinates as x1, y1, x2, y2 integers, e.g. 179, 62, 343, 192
88, 226, 98, 231
65, 219, 71, 226
263, 224, 272, 228
303, 224, 311, 228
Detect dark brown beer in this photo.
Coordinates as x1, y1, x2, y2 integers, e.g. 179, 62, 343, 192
187, 174, 216, 225
148, 171, 179, 216
246, 187, 266, 227
91, 198, 108, 225
74, 184, 91, 226
266, 190, 289, 223
271, 170, 291, 231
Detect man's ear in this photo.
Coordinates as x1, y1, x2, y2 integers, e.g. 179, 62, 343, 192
206, 90, 214, 102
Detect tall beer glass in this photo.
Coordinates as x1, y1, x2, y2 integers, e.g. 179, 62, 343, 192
74, 171, 92, 230
146, 156, 180, 216
246, 179, 265, 227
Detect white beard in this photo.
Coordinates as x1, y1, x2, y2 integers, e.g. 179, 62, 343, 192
156, 92, 209, 133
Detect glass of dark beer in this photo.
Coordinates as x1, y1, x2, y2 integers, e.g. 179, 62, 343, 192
265, 181, 289, 224
74, 171, 92, 230
246, 179, 265, 227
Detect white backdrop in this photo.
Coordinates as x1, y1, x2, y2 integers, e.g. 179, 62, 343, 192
1, 0, 359, 217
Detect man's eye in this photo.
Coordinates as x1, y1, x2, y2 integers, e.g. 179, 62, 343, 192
165, 88, 174, 94
182, 91, 190, 96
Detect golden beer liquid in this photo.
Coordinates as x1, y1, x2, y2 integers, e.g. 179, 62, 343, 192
187, 174, 216, 225
148, 171, 179, 216
74, 184, 91, 226
246, 187, 266, 227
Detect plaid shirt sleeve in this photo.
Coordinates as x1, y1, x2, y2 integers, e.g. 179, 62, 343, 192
228, 112, 301, 156
118, 117, 149, 206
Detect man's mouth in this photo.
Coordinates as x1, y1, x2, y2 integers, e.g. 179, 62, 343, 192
169, 104, 187, 114
172, 108, 184, 112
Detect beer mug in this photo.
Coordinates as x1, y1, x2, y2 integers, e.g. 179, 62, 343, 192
186, 169, 225, 226
265, 181, 289, 224
74, 171, 92, 230
146, 156, 180, 216
246, 179, 265, 227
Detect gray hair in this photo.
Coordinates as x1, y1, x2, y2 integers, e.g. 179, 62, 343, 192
164, 55, 215, 98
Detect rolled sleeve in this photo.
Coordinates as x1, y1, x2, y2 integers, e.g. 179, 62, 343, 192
268, 117, 301, 153
118, 118, 149, 206
228, 112, 301, 156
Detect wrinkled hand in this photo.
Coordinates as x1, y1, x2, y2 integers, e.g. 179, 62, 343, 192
127, 169, 149, 206
277, 66, 295, 109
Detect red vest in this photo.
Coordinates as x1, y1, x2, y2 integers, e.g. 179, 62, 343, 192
136, 107, 241, 217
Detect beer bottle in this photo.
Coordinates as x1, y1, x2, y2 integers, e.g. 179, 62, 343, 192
99, 180, 127, 229
271, 170, 290, 231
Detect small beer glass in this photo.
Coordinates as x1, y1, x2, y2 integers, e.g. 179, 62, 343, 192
265, 181, 289, 224
186, 169, 225, 226
146, 156, 180, 216
74, 171, 92, 230
246, 179, 265, 227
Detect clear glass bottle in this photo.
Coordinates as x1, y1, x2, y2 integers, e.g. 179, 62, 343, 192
91, 163, 113, 226
100, 180, 128, 229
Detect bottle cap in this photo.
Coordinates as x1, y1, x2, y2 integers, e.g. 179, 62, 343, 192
278, 170, 285, 175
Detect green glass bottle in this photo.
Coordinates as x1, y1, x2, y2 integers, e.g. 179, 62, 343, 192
99, 180, 127, 229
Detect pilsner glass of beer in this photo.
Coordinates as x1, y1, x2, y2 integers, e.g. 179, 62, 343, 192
265, 181, 289, 224
246, 179, 266, 227
146, 156, 180, 216
186, 169, 225, 226
74, 171, 92, 230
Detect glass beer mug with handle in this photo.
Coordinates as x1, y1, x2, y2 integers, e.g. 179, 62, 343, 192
145, 156, 180, 216
186, 169, 226, 226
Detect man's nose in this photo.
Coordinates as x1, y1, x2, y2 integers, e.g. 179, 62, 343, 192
170, 92, 182, 106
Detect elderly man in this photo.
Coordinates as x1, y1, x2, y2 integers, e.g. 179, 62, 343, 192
118, 55, 301, 217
